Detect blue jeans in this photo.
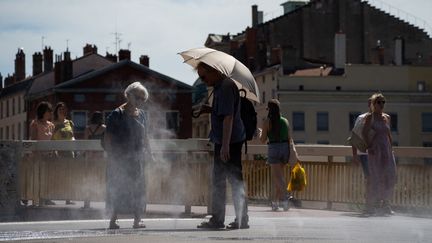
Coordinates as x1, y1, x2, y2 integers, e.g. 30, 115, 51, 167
211, 142, 248, 224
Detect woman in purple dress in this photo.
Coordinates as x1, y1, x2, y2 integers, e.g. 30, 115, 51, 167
362, 93, 396, 216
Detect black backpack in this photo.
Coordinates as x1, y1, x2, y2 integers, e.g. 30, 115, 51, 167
239, 89, 257, 141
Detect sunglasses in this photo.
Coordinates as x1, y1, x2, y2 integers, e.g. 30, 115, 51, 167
376, 100, 386, 105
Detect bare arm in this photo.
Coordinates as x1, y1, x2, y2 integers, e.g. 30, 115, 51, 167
259, 119, 269, 144
29, 120, 37, 140
384, 114, 393, 145
288, 124, 299, 162
220, 115, 233, 162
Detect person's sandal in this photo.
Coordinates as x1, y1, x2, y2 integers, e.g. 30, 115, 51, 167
197, 220, 225, 229
133, 220, 146, 229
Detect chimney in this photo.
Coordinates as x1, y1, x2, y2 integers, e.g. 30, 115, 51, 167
373, 40, 385, 65
4, 74, 15, 87
251, 5, 263, 27
32, 52, 43, 76
43, 46, 53, 72
83, 44, 98, 56
139, 55, 149, 67
15, 48, 26, 81
394, 36, 404, 66
54, 51, 73, 85
0, 72, 3, 90
63, 50, 73, 81
105, 52, 118, 62
281, 1, 307, 14
54, 55, 61, 84
334, 32, 346, 69
119, 49, 131, 61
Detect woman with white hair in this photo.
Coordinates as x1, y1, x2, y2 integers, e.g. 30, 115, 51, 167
104, 81, 150, 229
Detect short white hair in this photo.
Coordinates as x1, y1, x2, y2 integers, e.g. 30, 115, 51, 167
124, 81, 149, 102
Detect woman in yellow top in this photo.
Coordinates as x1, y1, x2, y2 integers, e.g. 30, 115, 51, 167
52, 102, 76, 205
52, 102, 75, 143
259, 99, 297, 211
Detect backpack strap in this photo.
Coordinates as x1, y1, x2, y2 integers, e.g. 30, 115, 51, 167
88, 124, 101, 137
192, 89, 214, 118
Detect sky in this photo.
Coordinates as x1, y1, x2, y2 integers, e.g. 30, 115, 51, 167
1, 0, 431, 86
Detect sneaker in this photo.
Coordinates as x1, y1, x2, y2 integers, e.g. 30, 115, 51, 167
44, 200, 56, 205
226, 220, 250, 230
379, 205, 394, 216
133, 220, 146, 229
281, 200, 290, 211
380, 201, 394, 216
197, 219, 225, 229
360, 206, 376, 217
271, 201, 279, 211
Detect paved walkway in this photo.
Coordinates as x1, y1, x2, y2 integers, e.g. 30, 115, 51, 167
1, 202, 432, 242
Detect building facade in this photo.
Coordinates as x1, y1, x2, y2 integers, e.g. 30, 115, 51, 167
278, 65, 432, 147
0, 45, 193, 140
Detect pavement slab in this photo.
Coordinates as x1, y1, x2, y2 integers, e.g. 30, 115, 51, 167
1, 205, 432, 242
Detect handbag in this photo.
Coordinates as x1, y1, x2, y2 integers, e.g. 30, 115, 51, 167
287, 161, 307, 192
348, 130, 375, 153
288, 142, 299, 165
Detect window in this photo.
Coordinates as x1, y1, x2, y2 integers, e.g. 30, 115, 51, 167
262, 91, 266, 104
166, 111, 179, 132
0, 127, 3, 139
294, 140, 305, 144
0, 101, 2, 118
12, 98, 15, 116
18, 96, 21, 113
389, 113, 398, 132
74, 94, 86, 103
317, 112, 329, 131
317, 140, 329, 144
349, 112, 361, 130
6, 100, 9, 117
262, 76, 266, 84
6, 126, 9, 140
105, 94, 116, 102
422, 113, 432, 132
424, 142, 432, 165
272, 89, 276, 99
18, 122, 21, 140
293, 112, 305, 131
11, 124, 15, 140
72, 111, 87, 132
417, 81, 426, 92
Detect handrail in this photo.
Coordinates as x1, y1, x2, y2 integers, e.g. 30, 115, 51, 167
19, 140, 432, 158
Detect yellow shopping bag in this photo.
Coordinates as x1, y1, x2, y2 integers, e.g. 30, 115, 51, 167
287, 161, 307, 192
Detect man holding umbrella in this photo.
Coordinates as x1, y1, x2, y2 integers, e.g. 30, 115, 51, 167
180, 47, 260, 229
196, 61, 249, 229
